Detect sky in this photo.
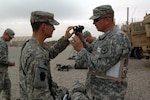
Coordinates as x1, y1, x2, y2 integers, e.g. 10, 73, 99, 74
0, 0, 150, 40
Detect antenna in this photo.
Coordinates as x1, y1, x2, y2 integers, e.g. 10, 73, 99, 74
126, 7, 129, 25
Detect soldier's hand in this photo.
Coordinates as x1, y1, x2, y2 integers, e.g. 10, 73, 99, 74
75, 32, 84, 41
64, 26, 75, 40
71, 35, 84, 52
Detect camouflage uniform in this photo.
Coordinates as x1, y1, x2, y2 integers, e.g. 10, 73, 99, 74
69, 81, 89, 100
73, 5, 131, 100
19, 37, 69, 100
19, 11, 70, 100
75, 56, 89, 69
0, 37, 11, 99
78, 26, 131, 100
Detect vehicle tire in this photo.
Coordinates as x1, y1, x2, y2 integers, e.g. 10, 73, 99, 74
134, 47, 144, 59
130, 48, 135, 57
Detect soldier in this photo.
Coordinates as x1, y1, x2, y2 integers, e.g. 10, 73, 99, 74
0, 28, 15, 100
83, 31, 96, 44
19, 11, 74, 100
71, 5, 131, 100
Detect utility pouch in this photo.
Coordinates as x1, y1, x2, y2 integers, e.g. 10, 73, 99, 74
88, 58, 125, 82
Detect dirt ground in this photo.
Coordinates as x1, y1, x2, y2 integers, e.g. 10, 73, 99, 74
3, 45, 150, 100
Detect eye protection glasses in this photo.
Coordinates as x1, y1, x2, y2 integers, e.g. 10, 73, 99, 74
93, 17, 112, 23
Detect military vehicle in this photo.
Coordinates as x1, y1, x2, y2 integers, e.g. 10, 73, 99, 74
121, 13, 150, 59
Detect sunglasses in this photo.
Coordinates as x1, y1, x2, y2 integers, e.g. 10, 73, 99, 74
93, 17, 112, 23
44, 22, 54, 28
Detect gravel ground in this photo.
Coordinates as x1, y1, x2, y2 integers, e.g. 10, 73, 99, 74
2, 46, 150, 100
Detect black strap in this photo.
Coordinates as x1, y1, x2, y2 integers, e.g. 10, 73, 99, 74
20, 40, 30, 76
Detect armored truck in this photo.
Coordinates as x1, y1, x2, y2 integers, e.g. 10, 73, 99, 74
121, 14, 150, 59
